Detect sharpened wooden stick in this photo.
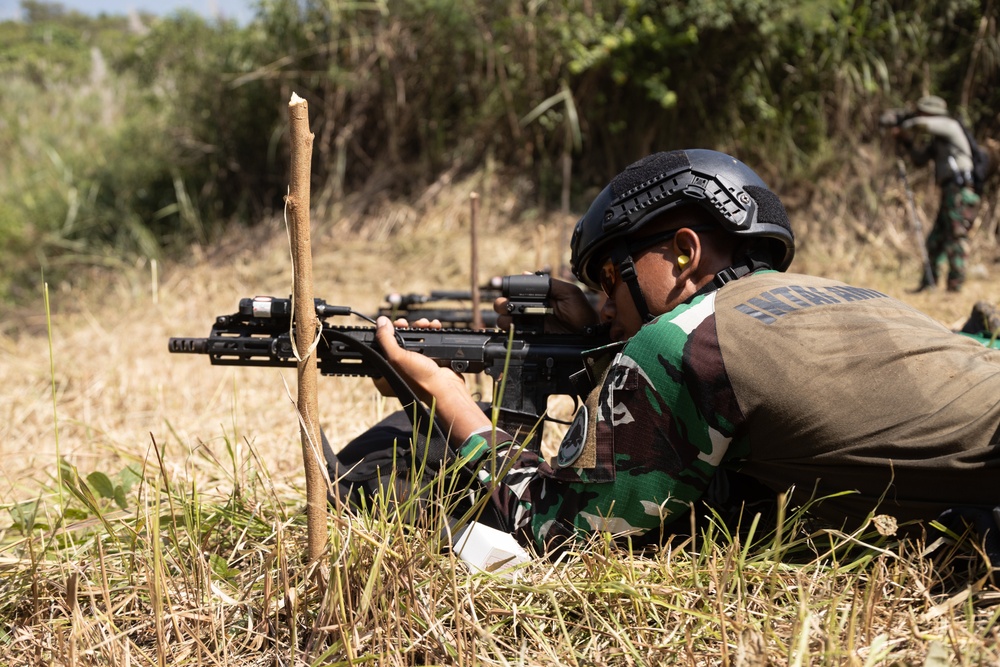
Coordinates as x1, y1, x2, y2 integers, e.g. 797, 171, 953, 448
286, 92, 328, 563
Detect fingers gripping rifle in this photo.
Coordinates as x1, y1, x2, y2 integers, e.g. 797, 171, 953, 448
168, 274, 609, 446
377, 276, 505, 328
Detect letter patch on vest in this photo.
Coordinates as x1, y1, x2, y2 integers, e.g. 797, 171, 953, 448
556, 405, 588, 468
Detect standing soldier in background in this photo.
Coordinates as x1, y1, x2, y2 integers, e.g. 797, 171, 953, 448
890, 95, 982, 292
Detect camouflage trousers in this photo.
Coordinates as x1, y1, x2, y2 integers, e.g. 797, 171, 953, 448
924, 181, 981, 291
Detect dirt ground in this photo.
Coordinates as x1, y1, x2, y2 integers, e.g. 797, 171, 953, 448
1, 182, 998, 509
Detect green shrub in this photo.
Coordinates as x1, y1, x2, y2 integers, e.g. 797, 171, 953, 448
0, 0, 997, 303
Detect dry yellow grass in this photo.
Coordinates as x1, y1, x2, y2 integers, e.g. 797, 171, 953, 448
2, 167, 998, 505
2, 168, 999, 665
0, 174, 577, 503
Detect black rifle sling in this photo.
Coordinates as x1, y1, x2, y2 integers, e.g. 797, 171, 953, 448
321, 327, 507, 530
322, 326, 449, 459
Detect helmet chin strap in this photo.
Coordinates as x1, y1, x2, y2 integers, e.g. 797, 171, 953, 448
610, 244, 657, 323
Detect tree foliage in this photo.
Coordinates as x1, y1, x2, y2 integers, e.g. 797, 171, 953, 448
0, 0, 997, 300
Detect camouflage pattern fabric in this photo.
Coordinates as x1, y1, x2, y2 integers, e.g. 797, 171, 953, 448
457, 271, 1000, 553
459, 292, 747, 552
924, 181, 981, 291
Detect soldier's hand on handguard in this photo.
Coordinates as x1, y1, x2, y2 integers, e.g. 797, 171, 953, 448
374, 316, 490, 444
372, 317, 442, 396
493, 276, 600, 334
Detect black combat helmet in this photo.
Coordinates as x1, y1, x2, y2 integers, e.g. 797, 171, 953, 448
570, 150, 795, 308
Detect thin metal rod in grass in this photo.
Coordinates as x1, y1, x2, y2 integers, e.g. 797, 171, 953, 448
44, 281, 65, 516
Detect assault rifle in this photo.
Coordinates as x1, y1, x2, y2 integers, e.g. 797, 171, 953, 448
878, 107, 916, 130
168, 274, 609, 443
376, 274, 604, 329
376, 276, 505, 328
878, 107, 922, 156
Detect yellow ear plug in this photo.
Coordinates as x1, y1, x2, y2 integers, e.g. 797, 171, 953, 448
677, 255, 690, 269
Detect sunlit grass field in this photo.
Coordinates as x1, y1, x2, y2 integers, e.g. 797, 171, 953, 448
2, 170, 999, 665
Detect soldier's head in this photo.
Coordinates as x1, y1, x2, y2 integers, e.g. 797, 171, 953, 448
570, 149, 794, 338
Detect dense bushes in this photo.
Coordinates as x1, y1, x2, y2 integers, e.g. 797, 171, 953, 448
0, 0, 997, 301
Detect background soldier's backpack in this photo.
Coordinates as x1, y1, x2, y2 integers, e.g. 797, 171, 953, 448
957, 119, 990, 194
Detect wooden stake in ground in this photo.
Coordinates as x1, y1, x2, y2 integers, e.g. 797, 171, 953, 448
286, 92, 328, 563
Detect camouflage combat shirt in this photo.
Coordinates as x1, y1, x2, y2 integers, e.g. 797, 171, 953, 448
458, 272, 1000, 552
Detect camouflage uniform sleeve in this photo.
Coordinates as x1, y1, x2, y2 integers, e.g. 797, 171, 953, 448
457, 292, 747, 553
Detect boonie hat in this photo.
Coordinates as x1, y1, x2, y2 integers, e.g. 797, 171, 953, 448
916, 95, 948, 116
